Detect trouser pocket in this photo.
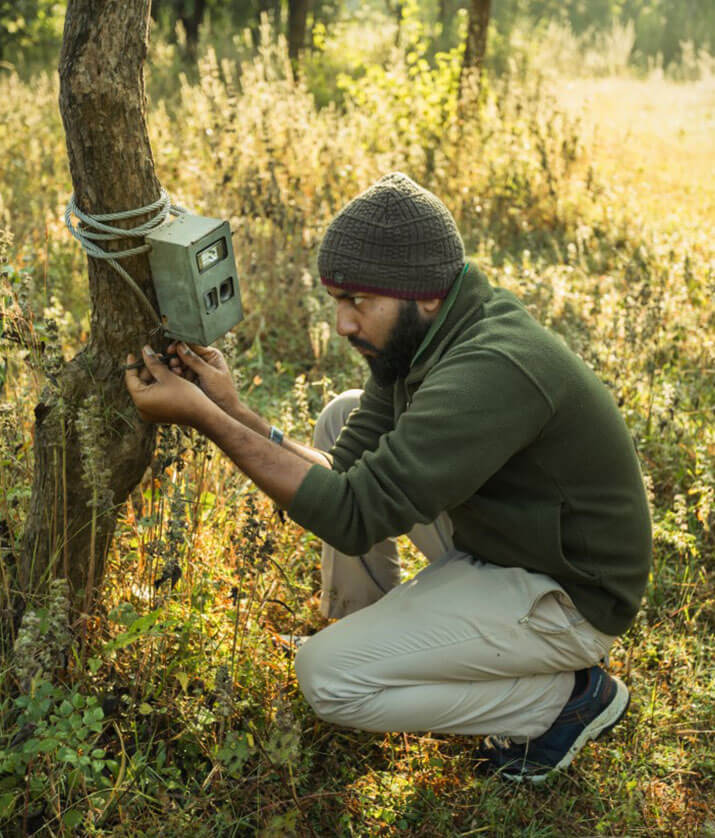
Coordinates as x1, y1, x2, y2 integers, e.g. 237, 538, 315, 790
523, 588, 587, 635
522, 583, 616, 666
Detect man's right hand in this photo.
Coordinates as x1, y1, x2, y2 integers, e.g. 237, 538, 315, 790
166, 340, 332, 471
167, 342, 240, 417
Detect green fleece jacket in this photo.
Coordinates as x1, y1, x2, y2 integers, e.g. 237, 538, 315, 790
289, 263, 652, 635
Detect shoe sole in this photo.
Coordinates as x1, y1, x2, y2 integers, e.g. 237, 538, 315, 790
503, 677, 630, 784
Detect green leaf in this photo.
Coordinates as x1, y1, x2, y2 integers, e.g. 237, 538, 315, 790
138, 702, 153, 715
217, 731, 253, 777
104, 608, 162, 652
22, 736, 59, 756
199, 490, 216, 521
0, 792, 16, 818
87, 657, 102, 674
0, 776, 20, 793
58, 747, 78, 765
62, 809, 83, 828
108, 601, 138, 626
22, 738, 43, 755
36, 738, 59, 754
83, 706, 104, 725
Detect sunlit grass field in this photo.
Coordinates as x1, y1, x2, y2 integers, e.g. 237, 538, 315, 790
0, 27, 713, 836
558, 75, 715, 230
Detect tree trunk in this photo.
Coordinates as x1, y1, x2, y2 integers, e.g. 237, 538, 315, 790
253, 0, 276, 47
20, 0, 159, 611
435, 0, 451, 50
437, 0, 447, 30
384, 0, 403, 47
459, 0, 491, 100
288, 0, 309, 76
179, 0, 207, 62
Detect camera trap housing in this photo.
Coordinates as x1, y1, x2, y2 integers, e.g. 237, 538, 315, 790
146, 214, 243, 345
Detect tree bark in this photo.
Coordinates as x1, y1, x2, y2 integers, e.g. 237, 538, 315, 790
20, 0, 159, 610
459, 0, 491, 100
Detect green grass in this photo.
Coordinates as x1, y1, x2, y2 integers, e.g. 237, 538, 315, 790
0, 24, 713, 837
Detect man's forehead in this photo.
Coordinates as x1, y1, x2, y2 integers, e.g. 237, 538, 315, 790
325, 287, 380, 300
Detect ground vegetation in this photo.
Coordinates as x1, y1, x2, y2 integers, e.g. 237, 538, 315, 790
0, 7, 712, 835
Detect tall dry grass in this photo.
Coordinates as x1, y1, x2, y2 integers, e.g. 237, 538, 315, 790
0, 23, 712, 836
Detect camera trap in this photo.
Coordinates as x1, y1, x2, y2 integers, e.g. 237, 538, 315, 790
146, 214, 244, 345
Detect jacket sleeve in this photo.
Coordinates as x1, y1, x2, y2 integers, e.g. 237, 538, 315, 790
288, 348, 553, 555
329, 375, 395, 473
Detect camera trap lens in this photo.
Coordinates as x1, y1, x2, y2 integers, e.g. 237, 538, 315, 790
219, 278, 234, 302
204, 288, 218, 313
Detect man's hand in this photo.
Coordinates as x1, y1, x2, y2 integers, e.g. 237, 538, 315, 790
166, 341, 240, 416
125, 345, 213, 427
126, 345, 327, 511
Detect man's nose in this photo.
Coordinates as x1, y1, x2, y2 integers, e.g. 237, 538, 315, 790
336, 302, 358, 337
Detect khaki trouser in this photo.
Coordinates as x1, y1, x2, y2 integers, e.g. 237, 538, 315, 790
296, 391, 616, 739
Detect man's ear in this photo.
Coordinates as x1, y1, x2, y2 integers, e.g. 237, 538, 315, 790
417, 297, 443, 316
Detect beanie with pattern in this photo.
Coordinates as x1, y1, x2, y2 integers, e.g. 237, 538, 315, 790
318, 172, 465, 300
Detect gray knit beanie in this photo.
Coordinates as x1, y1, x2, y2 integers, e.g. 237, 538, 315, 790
318, 172, 465, 300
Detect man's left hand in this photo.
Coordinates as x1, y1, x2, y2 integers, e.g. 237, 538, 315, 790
125, 345, 212, 427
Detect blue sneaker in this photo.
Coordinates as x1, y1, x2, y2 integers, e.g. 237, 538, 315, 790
476, 666, 630, 783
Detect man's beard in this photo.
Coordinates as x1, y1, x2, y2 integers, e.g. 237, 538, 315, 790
349, 300, 432, 388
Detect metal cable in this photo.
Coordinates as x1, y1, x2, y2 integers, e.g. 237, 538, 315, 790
64, 188, 187, 327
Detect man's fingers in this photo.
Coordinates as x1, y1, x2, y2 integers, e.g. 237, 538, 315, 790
187, 342, 213, 359
125, 353, 155, 390
177, 342, 212, 373
168, 356, 186, 376
141, 345, 169, 381
125, 354, 144, 394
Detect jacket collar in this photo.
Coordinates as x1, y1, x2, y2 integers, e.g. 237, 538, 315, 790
405, 261, 493, 384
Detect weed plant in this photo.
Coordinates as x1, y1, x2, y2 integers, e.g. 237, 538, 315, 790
0, 22, 712, 837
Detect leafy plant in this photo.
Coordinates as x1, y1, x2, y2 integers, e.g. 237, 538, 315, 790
0, 11, 712, 835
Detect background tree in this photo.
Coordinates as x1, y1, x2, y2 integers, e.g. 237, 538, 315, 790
20, 0, 160, 612
384, 0, 404, 46
251, 0, 282, 46
150, 0, 211, 60
169, 0, 208, 61
288, 0, 310, 74
459, 0, 490, 100
0, 0, 64, 66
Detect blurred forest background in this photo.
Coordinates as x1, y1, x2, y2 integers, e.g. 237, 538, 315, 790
0, 0, 713, 835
